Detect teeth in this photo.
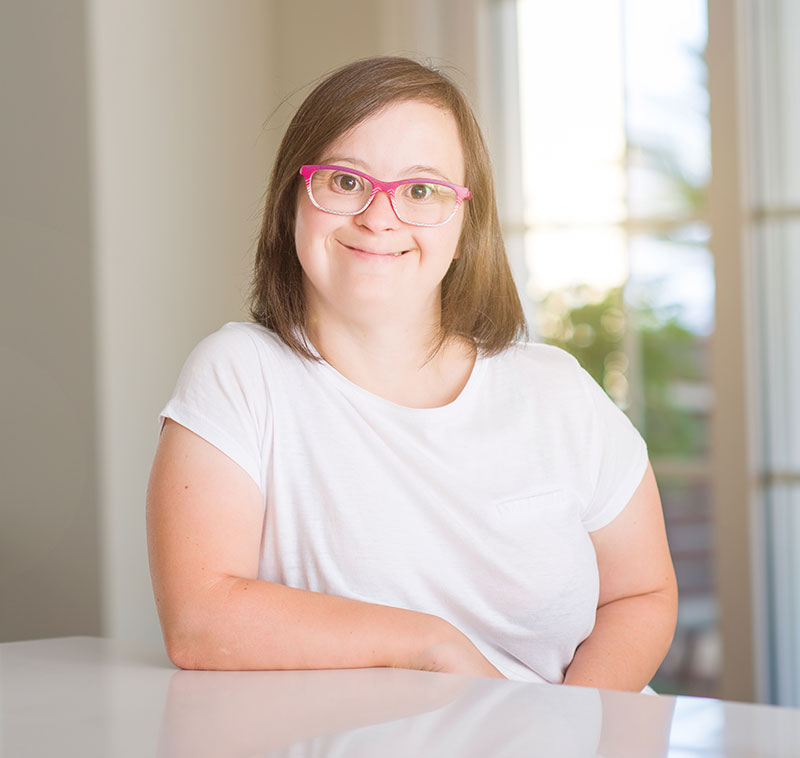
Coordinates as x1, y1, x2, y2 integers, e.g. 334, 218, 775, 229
391, 252, 402, 257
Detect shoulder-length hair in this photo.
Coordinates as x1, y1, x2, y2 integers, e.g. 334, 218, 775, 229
250, 56, 527, 358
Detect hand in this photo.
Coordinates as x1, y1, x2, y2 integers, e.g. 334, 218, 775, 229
408, 620, 506, 679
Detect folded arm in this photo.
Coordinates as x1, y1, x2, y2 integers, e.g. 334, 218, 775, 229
563, 463, 678, 691
147, 419, 502, 677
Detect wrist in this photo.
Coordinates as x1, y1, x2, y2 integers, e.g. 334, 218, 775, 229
388, 610, 453, 670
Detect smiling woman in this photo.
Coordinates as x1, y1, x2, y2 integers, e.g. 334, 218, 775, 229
146, 56, 677, 690
249, 58, 523, 363
293, 100, 468, 364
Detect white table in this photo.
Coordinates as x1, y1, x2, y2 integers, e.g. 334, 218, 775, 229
2, 637, 799, 756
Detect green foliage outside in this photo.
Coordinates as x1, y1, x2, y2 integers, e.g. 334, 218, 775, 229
538, 285, 708, 459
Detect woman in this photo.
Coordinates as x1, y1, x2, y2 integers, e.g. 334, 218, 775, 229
147, 56, 677, 689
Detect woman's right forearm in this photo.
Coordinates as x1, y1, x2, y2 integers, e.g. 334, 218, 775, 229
148, 422, 503, 678
160, 575, 452, 672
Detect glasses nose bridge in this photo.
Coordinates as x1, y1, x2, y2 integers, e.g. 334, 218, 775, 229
363, 178, 399, 215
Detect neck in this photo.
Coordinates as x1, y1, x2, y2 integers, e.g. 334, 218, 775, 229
305, 312, 476, 409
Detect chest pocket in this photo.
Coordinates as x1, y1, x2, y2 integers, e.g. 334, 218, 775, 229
492, 489, 579, 550
487, 489, 598, 614
494, 489, 567, 517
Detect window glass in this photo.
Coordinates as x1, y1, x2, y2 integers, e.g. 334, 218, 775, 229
750, 1, 800, 208
625, 1, 710, 220
753, 217, 800, 704
512, 0, 716, 695
755, 220, 800, 473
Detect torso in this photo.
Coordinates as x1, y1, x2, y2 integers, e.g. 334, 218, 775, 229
162, 322, 648, 683
245, 326, 609, 682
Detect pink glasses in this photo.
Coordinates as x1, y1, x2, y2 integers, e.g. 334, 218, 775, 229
299, 165, 471, 227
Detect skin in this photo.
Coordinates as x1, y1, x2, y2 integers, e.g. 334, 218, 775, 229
294, 100, 475, 408
147, 99, 677, 687
565, 463, 677, 688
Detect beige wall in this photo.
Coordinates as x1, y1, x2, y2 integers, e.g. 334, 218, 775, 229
88, 0, 276, 643
1, 0, 488, 644
266, 0, 490, 138
0, 0, 101, 641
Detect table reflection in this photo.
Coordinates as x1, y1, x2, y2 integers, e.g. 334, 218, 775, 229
158, 667, 674, 757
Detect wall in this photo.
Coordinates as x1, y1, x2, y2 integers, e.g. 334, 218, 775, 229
266, 0, 488, 137
0, 0, 274, 643
0, 0, 101, 641
88, 0, 275, 642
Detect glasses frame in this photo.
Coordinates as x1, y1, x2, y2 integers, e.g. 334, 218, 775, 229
299, 164, 471, 228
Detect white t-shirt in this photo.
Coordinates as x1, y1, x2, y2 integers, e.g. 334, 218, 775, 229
160, 322, 648, 683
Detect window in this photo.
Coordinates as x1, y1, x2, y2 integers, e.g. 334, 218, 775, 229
746, 0, 800, 706
492, 0, 718, 695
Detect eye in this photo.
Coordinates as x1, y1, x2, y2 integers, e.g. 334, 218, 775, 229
331, 172, 363, 193
405, 183, 436, 201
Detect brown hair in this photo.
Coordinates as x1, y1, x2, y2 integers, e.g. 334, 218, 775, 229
250, 56, 527, 358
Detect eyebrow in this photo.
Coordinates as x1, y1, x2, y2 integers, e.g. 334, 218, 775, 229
319, 155, 454, 183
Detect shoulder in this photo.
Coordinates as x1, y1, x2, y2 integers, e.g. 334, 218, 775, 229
164, 322, 298, 437
161, 323, 282, 492
194, 321, 286, 355
503, 340, 582, 369
185, 322, 295, 370
172, 322, 305, 400
483, 341, 625, 431
488, 341, 588, 393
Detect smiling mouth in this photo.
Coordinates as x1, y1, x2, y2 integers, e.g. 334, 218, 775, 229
340, 241, 409, 257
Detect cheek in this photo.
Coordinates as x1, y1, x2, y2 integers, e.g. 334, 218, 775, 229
440, 206, 467, 255
415, 229, 462, 283
294, 202, 332, 268
432, 219, 465, 261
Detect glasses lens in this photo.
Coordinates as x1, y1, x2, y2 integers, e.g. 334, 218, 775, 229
309, 169, 372, 213
394, 182, 458, 225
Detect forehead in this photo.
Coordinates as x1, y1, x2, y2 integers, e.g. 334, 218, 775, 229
320, 99, 465, 182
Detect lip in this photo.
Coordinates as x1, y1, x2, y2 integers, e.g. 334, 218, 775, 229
337, 240, 410, 258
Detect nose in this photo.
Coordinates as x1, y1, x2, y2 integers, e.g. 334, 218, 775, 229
355, 189, 401, 231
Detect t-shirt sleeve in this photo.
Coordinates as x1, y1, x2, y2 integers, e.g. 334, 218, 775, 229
159, 324, 268, 494
576, 366, 649, 532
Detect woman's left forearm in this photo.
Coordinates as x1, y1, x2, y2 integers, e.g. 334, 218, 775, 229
563, 589, 677, 691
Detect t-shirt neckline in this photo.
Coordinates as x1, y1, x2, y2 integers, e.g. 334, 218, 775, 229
309, 344, 487, 416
